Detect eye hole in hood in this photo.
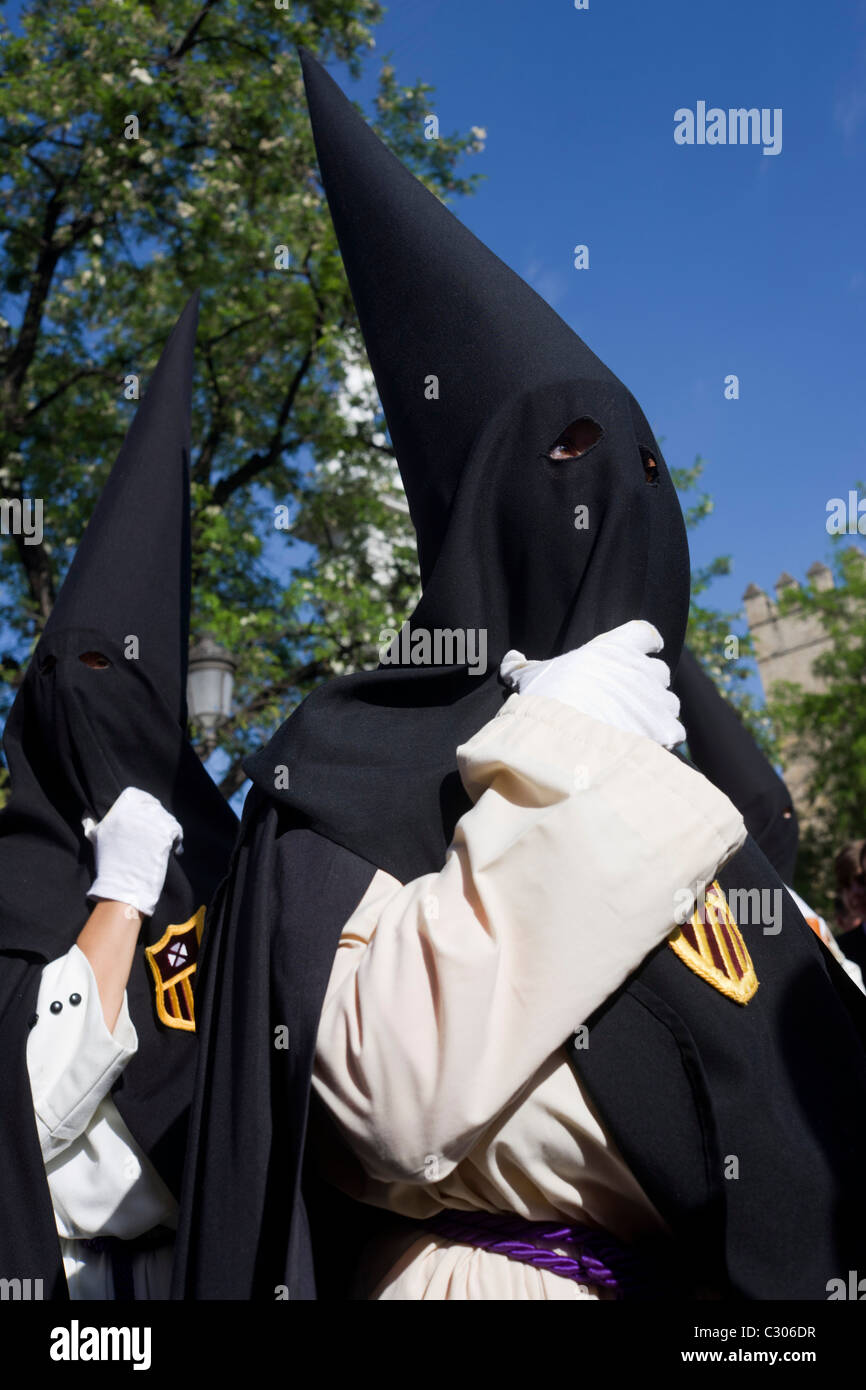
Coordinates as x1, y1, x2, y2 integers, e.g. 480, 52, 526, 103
78, 651, 111, 670
545, 416, 604, 461
640, 446, 660, 486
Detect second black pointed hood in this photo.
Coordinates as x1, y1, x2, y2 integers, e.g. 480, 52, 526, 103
246, 53, 690, 884
0, 293, 238, 959
43, 293, 196, 722
673, 647, 799, 884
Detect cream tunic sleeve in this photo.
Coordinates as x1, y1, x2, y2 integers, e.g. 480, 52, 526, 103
313, 692, 747, 1188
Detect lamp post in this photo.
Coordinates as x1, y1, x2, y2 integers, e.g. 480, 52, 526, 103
187, 636, 237, 757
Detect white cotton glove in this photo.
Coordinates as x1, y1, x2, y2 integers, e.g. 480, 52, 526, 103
83, 787, 184, 917
500, 619, 685, 749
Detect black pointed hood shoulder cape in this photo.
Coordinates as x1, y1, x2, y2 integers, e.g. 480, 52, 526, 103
242, 50, 690, 884
0, 295, 238, 1298
673, 646, 799, 883
174, 52, 866, 1299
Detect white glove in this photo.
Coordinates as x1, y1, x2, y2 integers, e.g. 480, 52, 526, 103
83, 787, 184, 917
500, 619, 685, 749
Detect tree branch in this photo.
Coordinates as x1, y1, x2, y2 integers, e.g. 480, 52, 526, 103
166, 0, 221, 66
24, 364, 118, 419
217, 756, 248, 799
9, 486, 56, 621
2, 190, 64, 405
208, 343, 315, 505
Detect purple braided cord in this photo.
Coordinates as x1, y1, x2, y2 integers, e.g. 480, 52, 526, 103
425, 1210, 649, 1298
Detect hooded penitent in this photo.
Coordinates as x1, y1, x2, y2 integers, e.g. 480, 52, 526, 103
673, 646, 799, 883
173, 51, 866, 1300
0, 295, 238, 1298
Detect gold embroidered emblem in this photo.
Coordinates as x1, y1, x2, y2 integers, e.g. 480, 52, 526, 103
145, 906, 206, 1032
668, 880, 758, 1005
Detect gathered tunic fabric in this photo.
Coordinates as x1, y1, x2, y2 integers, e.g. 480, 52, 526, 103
312, 692, 747, 1299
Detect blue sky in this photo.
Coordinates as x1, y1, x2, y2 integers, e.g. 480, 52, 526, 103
342, 0, 866, 634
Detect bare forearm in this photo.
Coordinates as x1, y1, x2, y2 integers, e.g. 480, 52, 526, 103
76, 899, 143, 1032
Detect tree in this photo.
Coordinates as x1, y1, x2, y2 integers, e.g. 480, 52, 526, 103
767, 541, 866, 914
0, 0, 484, 799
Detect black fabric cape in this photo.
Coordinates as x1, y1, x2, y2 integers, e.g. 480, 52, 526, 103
673, 646, 799, 883
572, 833, 866, 1299
0, 296, 238, 1298
171, 793, 378, 1298
173, 54, 866, 1298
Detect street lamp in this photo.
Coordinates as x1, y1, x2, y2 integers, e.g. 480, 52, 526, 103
187, 636, 237, 756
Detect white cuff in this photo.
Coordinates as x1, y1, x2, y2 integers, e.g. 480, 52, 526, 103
26, 945, 138, 1162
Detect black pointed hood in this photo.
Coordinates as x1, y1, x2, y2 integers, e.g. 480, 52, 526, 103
43, 293, 197, 722
245, 53, 690, 884
673, 646, 799, 883
0, 297, 238, 1217
299, 46, 621, 586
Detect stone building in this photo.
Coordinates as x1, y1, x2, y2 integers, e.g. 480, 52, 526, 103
742, 553, 861, 809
